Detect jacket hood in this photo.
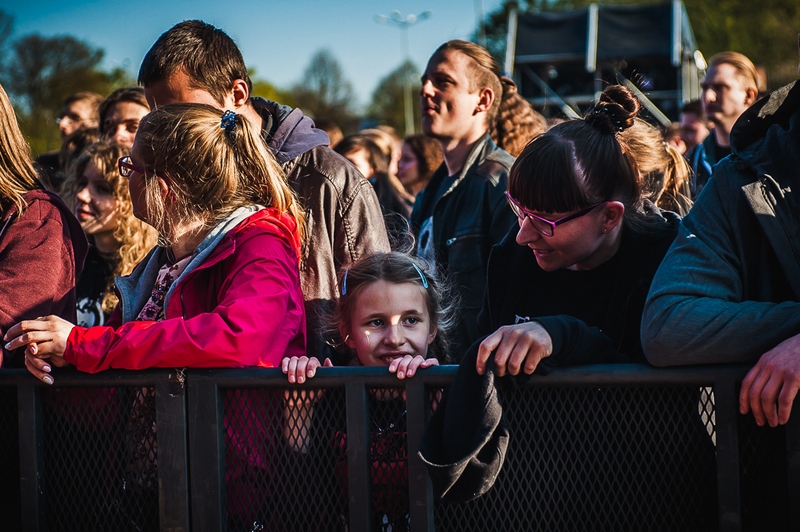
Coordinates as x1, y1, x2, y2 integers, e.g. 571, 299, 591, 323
116, 205, 300, 323
730, 80, 800, 176
250, 97, 330, 165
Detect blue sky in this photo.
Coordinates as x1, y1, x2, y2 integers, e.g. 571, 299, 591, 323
5, 0, 505, 110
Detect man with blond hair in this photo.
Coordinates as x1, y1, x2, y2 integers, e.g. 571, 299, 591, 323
687, 51, 759, 196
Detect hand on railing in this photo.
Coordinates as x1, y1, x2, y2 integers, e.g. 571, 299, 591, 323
282, 356, 332, 452
740, 332, 800, 427
476, 321, 553, 377
4, 315, 74, 385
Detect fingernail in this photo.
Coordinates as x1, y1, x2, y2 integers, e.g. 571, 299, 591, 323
288, 375, 295, 383
42, 376, 54, 385
397, 371, 404, 379
43, 365, 52, 373
298, 376, 305, 383
4, 343, 10, 350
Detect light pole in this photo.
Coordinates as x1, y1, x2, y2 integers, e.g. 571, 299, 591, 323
375, 10, 432, 135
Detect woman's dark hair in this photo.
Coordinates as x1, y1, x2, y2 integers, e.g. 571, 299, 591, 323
333, 134, 388, 176
508, 85, 654, 232
98, 87, 149, 135
403, 133, 443, 184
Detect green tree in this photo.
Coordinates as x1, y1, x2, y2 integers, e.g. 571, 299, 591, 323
2, 33, 130, 155
248, 68, 296, 107
291, 49, 359, 134
366, 60, 421, 134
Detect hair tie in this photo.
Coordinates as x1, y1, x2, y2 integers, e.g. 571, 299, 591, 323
341, 268, 349, 296
220, 110, 236, 133
591, 106, 624, 132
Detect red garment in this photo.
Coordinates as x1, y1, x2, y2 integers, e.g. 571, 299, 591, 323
0, 190, 87, 367
64, 208, 306, 371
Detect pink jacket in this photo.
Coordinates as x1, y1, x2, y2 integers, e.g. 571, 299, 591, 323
64, 208, 306, 371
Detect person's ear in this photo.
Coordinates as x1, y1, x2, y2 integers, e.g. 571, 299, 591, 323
157, 177, 170, 203
474, 87, 495, 114
231, 79, 250, 108
744, 86, 759, 107
601, 201, 625, 234
427, 325, 438, 346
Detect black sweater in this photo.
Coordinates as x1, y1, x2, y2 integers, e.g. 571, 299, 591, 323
477, 210, 679, 368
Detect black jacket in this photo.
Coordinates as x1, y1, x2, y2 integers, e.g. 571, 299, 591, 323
479, 208, 680, 367
410, 134, 516, 361
252, 98, 391, 357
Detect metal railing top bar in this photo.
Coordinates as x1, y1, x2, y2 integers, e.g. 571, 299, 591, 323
188, 363, 752, 387
0, 363, 752, 389
0, 368, 183, 387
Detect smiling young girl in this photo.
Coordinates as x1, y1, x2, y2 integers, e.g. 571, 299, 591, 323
63, 141, 157, 326
282, 251, 454, 531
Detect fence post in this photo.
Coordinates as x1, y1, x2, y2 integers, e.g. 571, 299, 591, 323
714, 378, 742, 532
188, 373, 225, 532
18, 383, 44, 532
406, 378, 434, 532
345, 380, 371, 531
156, 369, 190, 531
785, 399, 800, 529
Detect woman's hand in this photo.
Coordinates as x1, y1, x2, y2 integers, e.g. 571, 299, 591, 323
389, 355, 438, 379
4, 316, 75, 385
282, 356, 332, 384
476, 321, 553, 376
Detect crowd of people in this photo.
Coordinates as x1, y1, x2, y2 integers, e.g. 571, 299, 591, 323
0, 17, 798, 530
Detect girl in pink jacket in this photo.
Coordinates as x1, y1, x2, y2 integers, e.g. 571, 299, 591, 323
6, 103, 306, 375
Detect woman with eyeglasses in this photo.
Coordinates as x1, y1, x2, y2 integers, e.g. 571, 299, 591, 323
6, 103, 306, 378
0, 83, 88, 369
432, 85, 716, 528
475, 84, 681, 377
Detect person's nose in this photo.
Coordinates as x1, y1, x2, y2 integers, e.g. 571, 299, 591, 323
516, 216, 543, 246
76, 185, 91, 205
383, 323, 404, 347
420, 79, 434, 99
113, 126, 130, 148
703, 87, 716, 103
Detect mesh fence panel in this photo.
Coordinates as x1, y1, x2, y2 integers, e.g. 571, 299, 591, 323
0, 387, 20, 531
222, 386, 415, 532
41, 386, 159, 532
739, 412, 788, 530
223, 387, 348, 532
434, 385, 719, 531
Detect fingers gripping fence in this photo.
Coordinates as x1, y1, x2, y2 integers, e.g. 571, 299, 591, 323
1, 364, 798, 531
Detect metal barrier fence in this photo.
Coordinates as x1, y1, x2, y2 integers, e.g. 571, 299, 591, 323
1, 364, 798, 531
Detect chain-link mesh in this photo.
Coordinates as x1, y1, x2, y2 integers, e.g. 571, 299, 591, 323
0, 387, 20, 531
42, 387, 159, 532
434, 385, 719, 531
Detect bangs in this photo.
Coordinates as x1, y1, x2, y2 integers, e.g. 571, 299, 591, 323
508, 133, 591, 214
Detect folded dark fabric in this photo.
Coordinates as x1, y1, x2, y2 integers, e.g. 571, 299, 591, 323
418, 340, 509, 503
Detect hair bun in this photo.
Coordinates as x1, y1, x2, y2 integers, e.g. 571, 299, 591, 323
586, 85, 640, 134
